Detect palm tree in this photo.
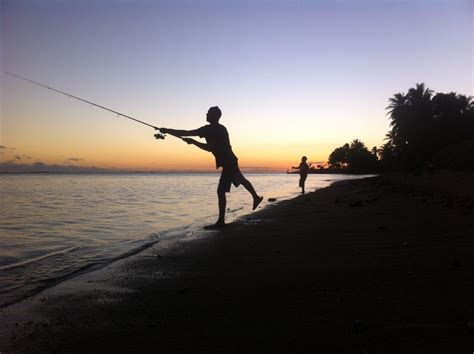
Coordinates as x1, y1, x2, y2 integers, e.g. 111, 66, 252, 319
385, 83, 435, 170
378, 142, 392, 160
406, 83, 433, 106
384, 129, 394, 142
350, 139, 366, 150
384, 128, 404, 148
406, 83, 434, 131
432, 92, 474, 147
386, 93, 409, 147
432, 92, 460, 121
382, 84, 473, 172
386, 93, 407, 128
378, 142, 398, 171
371, 146, 378, 158
456, 94, 473, 114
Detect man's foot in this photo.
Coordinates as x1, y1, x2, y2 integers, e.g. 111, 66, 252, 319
253, 195, 264, 210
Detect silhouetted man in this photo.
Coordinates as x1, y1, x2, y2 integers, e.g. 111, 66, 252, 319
158, 106, 263, 228
292, 155, 311, 194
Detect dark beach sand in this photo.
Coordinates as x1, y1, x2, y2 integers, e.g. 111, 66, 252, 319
1, 175, 474, 353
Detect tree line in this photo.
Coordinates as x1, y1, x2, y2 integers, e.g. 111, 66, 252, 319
327, 83, 474, 173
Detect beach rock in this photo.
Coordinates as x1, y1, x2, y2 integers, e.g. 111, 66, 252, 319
268, 198, 277, 202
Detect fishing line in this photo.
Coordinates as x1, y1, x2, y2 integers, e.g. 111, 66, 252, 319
4, 71, 177, 141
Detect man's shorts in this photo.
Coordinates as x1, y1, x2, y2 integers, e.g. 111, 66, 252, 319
218, 166, 245, 193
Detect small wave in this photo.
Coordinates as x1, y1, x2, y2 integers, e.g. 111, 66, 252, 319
0, 222, 197, 308
0, 246, 80, 271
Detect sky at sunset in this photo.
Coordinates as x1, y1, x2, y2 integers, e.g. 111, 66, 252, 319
0, 0, 472, 171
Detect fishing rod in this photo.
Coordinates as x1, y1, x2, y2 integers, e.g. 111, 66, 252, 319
3, 71, 179, 141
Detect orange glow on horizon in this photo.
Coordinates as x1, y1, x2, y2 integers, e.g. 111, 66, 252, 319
0, 132, 338, 172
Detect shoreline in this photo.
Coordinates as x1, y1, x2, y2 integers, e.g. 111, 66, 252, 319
1, 173, 357, 309
0, 224, 191, 309
2, 174, 474, 353
0, 180, 300, 309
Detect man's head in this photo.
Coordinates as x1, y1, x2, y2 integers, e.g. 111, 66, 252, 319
206, 106, 222, 124
302, 156, 308, 162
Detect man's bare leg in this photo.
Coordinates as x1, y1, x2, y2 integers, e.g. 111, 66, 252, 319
216, 191, 226, 226
241, 177, 263, 210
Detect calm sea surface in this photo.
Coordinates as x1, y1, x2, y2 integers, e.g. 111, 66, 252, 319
0, 172, 370, 307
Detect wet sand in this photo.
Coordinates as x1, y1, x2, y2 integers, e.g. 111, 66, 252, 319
1, 175, 474, 353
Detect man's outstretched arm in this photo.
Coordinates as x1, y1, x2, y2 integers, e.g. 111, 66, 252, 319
157, 128, 211, 152
182, 138, 211, 152
158, 128, 200, 137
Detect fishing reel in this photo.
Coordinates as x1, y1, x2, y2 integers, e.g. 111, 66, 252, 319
154, 132, 166, 140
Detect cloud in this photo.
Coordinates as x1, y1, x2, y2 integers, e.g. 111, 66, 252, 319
0, 147, 35, 163
67, 157, 84, 162
0, 146, 17, 156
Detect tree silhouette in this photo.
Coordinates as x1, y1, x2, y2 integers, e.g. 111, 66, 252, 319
382, 83, 474, 171
329, 140, 377, 172
371, 146, 378, 157
328, 143, 349, 170
328, 84, 473, 173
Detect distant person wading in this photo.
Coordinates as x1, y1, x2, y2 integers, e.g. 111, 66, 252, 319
292, 156, 311, 194
158, 107, 263, 228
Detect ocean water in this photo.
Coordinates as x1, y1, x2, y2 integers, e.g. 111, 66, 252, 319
0, 172, 370, 307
